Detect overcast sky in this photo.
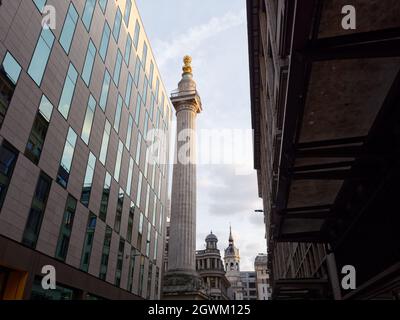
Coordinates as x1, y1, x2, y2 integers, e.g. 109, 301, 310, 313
136, 0, 265, 271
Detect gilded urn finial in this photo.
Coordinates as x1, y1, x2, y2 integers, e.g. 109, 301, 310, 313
182, 55, 192, 74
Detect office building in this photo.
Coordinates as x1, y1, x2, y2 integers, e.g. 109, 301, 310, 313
0, 0, 171, 300
254, 253, 271, 300
240, 271, 257, 300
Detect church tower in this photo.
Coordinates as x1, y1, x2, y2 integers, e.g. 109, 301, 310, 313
224, 227, 244, 300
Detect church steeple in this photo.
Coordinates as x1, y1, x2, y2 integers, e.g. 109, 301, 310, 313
229, 225, 234, 243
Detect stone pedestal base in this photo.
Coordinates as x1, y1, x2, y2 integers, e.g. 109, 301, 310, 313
162, 271, 208, 300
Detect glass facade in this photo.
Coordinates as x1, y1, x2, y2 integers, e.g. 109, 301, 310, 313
0, 142, 18, 211
81, 95, 96, 145
99, 22, 111, 62
0, 0, 171, 300
25, 95, 53, 164
55, 195, 77, 261
82, 39, 96, 86
57, 127, 77, 188
58, 63, 78, 119
22, 173, 52, 249
27, 28, 54, 86
81, 152, 96, 207
80, 213, 97, 272
82, 0, 96, 31
59, 3, 78, 54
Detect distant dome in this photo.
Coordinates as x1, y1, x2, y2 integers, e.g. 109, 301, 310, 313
206, 232, 218, 242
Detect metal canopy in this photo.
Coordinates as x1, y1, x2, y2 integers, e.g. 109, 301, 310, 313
269, 1, 400, 244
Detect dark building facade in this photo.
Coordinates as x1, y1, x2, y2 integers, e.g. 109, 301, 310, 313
0, 0, 171, 300
247, 0, 400, 299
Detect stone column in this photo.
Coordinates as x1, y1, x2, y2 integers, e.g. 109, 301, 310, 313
168, 103, 198, 274
162, 56, 206, 300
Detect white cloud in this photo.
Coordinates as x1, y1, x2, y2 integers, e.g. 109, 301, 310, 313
154, 9, 246, 67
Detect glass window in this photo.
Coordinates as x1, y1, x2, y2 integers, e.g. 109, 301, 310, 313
146, 222, 151, 256
99, 70, 111, 111
99, 120, 111, 165
149, 94, 155, 121
115, 238, 125, 287
136, 171, 143, 208
155, 78, 160, 103
59, 3, 78, 54
2, 52, 21, 85
27, 28, 55, 86
80, 212, 97, 272
124, 0, 132, 26
55, 195, 77, 261
114, 140, 123, 182
159, 205, 163, 231
149, 61, 154, 88
99, 0, 108, 13
58, 63, 78, 119
138, 255, 145, 296
1, 52, 22, 128
127, 246, 137, 293
99, 172, 111, 221
81, 94, 96, 145
22, 172, 52, 248
134, 94, 141, 126
33, 0, 46, 12
124, 35, 132, 66
133, 58, 141, 88
152, 194, 157, 226
57, 127, 77, 188
25, 95, 53, 164
113, 49, 123, 85
138, 212, 143, 238
125, 115, 133, 151
133, 20, 140, 49
153, 230, 158, 261
81, 152, 96, 207
126, 157, 134, 196
82, 39, 96, 86
146, 262, 152, 299
127, 203, 134, 243
99, 226, 112, 280
114, 188, 124, 233
135, 133, 142, 165
142, 42, 148, 70
142, 77, 148, 104
144, 111, 149, 138
114, 95, 123, 133
0, 142, 18, 212
82, 0, 96, 31
30, 277, 77, 300
144, 184, 150, 218
112, 9, 122, 41
99, 22, 111, 62
125, 73, 133, 108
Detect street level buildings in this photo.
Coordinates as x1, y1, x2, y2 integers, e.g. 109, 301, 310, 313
255, 253, 271, 300
247, 0, 400, 299
196, 232, 230, 300
0, 0, 172, 300
240, 271, 257, 300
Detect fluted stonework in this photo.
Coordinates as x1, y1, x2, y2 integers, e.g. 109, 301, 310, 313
168, 104, 198, 273
162, 57, 206, 300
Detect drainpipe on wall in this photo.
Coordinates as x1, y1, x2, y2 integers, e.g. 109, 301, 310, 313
326, 244, 342, 300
